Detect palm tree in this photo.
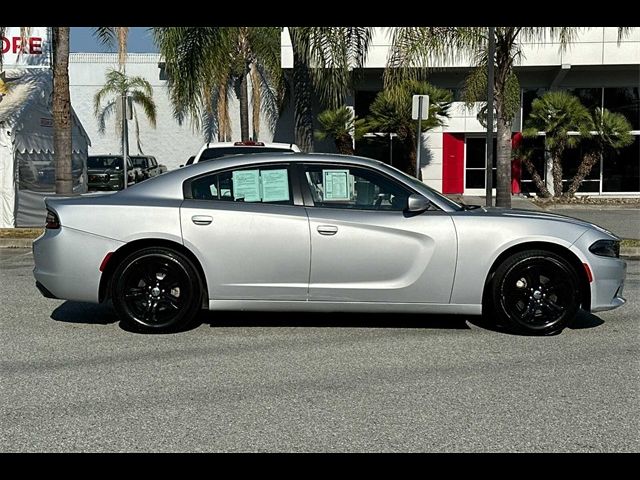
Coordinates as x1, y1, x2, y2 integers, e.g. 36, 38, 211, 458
52, 27, 73, 195
314, 106, 367, 155
93, 69, 157, 154
153, 27, 283, 143
153, 27, 372, 150
566, 108, 633, 196
387, 27, 583, 207
288, 27, 373, 152
365, 80, 452, 176
522, 91, 592, 197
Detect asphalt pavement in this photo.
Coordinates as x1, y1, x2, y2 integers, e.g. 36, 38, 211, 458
1, 248, 638, 452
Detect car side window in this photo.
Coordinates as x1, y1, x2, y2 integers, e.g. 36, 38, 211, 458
190, 165, 293, 205
303, 164, 412, 211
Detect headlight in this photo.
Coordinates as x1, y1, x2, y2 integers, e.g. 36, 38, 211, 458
589, 239, 620, 258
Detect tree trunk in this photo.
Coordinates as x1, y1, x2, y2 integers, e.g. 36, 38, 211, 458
495, 112, 512, 208
403, 130, 417, 176
551, 150, 564, 197
239, 72, 249, 142
217, 82, 231, 142
521, 157, 551, 197
53, 27, 73, 195
292, 47, 314, 152
250, 62, 261, 141
335, 134, 354, 155
567, 151, 599, 196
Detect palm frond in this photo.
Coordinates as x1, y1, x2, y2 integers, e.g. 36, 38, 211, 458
97, 99, 117, 134
93, 27, 115, 48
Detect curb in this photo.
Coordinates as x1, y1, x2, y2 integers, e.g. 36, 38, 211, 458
622, 247, 640, 259
0, 238, 34, 249
1, 238, 638, 259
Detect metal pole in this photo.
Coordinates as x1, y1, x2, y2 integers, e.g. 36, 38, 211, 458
389, 133, 393, 166
416, 96, 423, 179
485, 26, 495, 207
122, 93, 128, 189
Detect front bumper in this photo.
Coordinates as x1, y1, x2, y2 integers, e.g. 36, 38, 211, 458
571, 231, 627, 313
88, 179, 123, 191
590, 257, 627, 312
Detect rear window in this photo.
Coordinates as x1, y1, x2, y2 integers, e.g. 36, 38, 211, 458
199, 147, 293, 162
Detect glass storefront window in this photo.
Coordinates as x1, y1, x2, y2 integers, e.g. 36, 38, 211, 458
465, 137, 496, 189
603, 136, 640, 192
566, 88, 602, 112
604, 87, 640, 131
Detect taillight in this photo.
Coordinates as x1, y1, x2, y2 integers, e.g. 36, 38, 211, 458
45, 209, 60, 229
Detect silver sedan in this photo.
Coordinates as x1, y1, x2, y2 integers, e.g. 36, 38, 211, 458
33, 154, 627, 335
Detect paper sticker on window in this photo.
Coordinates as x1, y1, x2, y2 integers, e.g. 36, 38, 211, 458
232, 170, 260, 202
261, 169, 289, 202
323, 169, 350, 201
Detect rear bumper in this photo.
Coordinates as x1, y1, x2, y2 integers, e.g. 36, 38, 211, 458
33, 227, 125, 303
35, 281, 59, 299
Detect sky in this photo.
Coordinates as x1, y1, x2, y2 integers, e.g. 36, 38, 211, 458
70, 27, 158, 53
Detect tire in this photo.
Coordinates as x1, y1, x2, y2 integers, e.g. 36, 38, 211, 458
111, 247, 202, 333
491, 250, 581, 336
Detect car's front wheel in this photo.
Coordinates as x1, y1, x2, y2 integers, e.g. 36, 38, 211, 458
492, 250, 581, 335
111, 247, 202, 333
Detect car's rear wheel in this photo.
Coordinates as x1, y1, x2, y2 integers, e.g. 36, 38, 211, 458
492, 250, 581, 335
111, 247, 202, 333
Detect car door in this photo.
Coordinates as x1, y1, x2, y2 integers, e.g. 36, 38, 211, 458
300, 163, 457, 304
180, 163, 311, 301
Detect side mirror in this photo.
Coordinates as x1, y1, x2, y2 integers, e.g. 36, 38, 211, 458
406, 193, 430, 213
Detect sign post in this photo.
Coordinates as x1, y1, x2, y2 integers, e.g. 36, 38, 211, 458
412, 95, 429, 180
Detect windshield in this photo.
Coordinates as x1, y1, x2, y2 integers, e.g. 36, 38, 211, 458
87, 157, 123, 169
378, 162, 463, 211
199, 147, 294, 162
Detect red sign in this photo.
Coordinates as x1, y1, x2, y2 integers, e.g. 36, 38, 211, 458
1, 36, 43, 55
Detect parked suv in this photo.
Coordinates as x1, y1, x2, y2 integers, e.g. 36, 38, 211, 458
130, 155, 168, 180
188, 141, 300, 166
87, 155, 141, 191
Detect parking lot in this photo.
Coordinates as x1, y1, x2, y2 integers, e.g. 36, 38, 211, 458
1, 248, 638, 452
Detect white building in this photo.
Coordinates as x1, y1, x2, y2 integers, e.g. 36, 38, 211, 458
281, 27, 640, 196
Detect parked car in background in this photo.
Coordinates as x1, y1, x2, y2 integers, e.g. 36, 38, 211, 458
190, 141, 300, 165
180, 155, 195, 168
131, 155, 167, 180
87, 155, 140, 191
34, 153, 626, 336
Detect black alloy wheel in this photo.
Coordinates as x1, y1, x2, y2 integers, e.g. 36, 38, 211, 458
112, 247, 202, 332
492, 250, 581, 335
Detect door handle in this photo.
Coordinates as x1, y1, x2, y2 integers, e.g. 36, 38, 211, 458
192, 215, 213, 226
317, 225, 338, 236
